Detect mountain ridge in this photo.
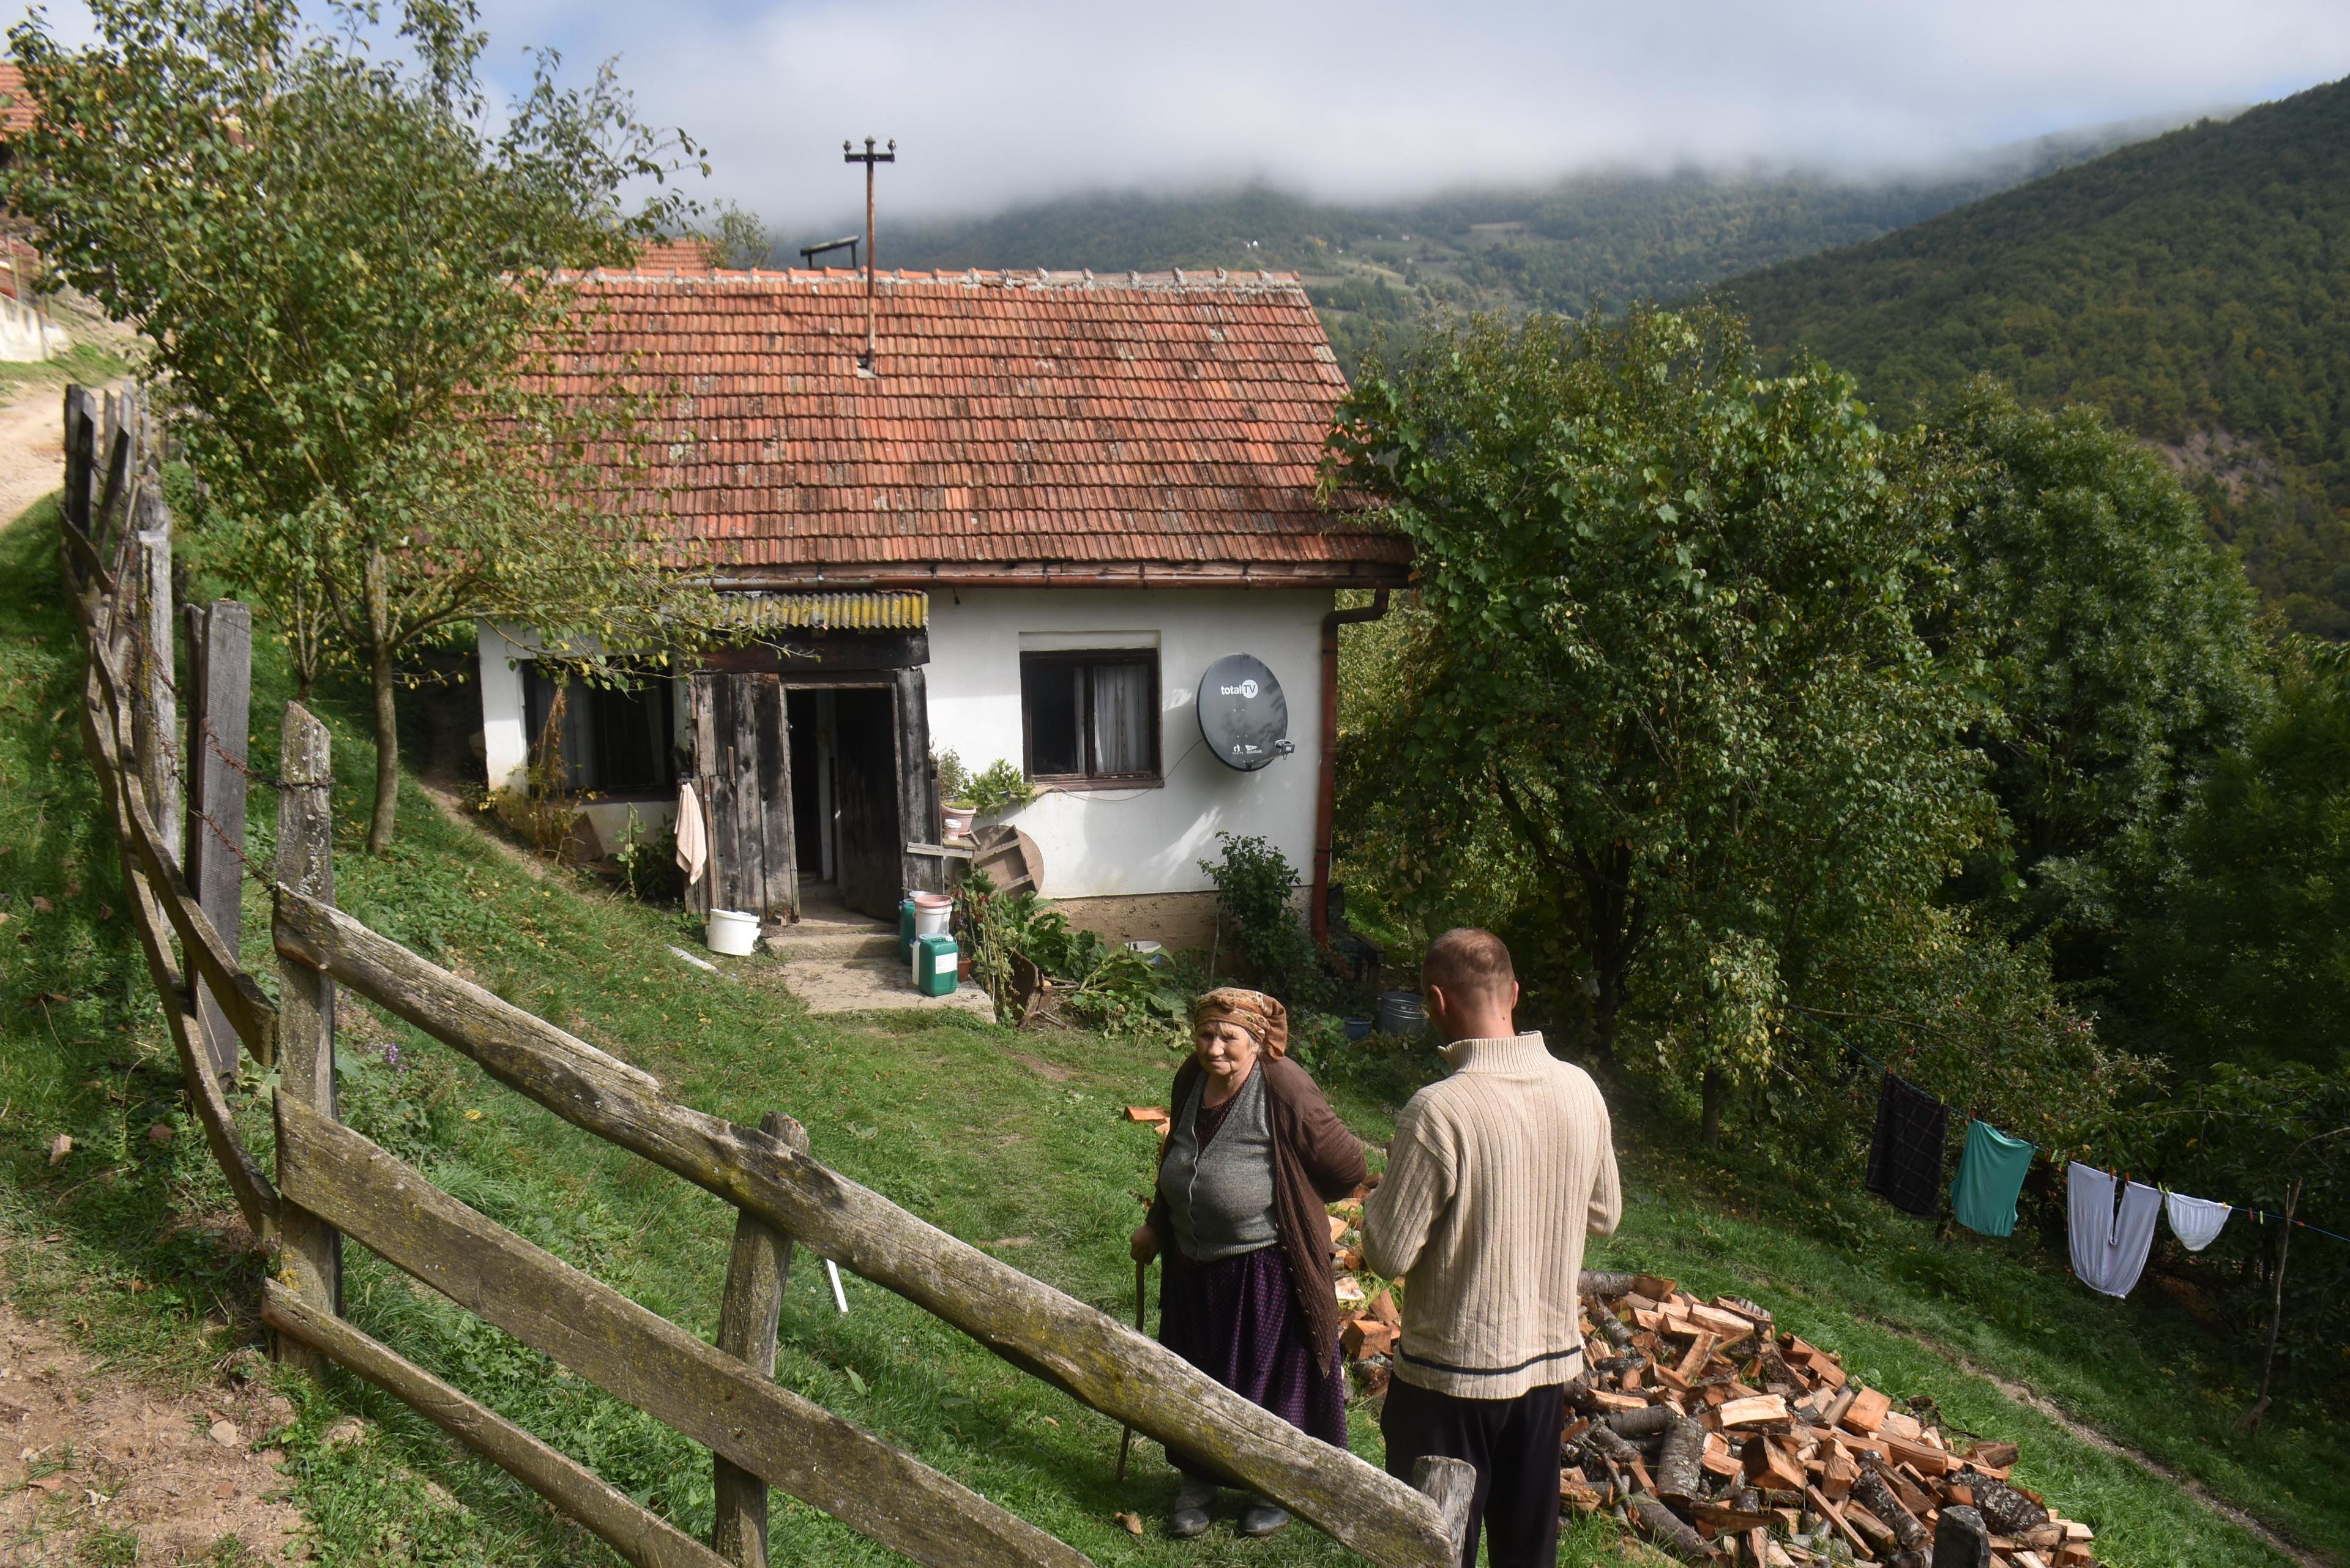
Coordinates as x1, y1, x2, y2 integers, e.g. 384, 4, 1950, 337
1720, 77, 2350, 633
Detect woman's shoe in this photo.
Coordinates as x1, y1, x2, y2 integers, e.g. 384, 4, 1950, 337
1237, 1498, 1291, 1537
1167, 1479, 1219, 1539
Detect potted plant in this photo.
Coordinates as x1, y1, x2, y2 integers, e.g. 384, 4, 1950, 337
934, 750, 979, 840
968, 758, 1036, 822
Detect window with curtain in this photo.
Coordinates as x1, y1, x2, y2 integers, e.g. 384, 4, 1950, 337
1020, 651, 1160, 782
524, 667, 677, 796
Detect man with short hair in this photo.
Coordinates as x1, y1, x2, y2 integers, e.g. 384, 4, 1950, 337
1362, 928, 1621, 1568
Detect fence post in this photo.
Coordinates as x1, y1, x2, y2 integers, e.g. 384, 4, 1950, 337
274, 700, 340, 1359
130, 483, 182, 864
1408, 1457, 1475, 1562
185, 600, 253, 1081
711, 1111, 806, 1568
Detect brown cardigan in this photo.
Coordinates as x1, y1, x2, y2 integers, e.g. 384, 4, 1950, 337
1147, 1054, 1369, 1368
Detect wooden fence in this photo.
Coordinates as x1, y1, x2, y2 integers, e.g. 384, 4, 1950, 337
54, 384, 1474, 1568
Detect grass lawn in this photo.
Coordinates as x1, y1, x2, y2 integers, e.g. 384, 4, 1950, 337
0, 492, 2336, 1567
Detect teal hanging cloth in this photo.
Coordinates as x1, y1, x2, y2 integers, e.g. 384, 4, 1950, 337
1951, 1120, 2034, 1237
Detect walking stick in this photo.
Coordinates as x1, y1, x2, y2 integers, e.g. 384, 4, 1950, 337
1116, 1257, 1147, 1482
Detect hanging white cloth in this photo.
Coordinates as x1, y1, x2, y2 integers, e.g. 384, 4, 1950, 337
2067, 1162, 2161, 1298
673, 780, 708, 888
2164, 1190, 2232, 1253
1089, 662, 1152, 774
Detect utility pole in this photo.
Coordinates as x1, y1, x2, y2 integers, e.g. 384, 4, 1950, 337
843, 136, 895, 370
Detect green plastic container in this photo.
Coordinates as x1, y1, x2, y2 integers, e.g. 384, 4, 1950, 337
912, 933, 958, 997
898, 898, 919, 961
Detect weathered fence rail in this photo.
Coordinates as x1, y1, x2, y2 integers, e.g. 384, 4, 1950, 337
56, 383, 1472, 1567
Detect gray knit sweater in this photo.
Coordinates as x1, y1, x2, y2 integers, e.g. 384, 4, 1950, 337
1361, 1032, 1622, 1399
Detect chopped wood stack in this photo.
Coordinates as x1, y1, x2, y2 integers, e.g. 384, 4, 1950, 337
1542, 1273, 2098, 1567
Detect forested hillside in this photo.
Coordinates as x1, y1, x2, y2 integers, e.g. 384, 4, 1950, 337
1724, 77, 2350, 634
874, 117, 2174, 370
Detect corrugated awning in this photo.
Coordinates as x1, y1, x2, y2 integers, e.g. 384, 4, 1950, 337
715, 590, 928, 632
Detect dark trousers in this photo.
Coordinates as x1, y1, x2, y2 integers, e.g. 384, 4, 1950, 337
1380, 1376, 1565, 1568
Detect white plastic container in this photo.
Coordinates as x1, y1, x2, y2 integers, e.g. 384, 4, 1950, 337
911, 890, 953, 939
705, 908, 760, 957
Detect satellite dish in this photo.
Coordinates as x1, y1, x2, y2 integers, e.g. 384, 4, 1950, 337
1197, 654, 1292, 772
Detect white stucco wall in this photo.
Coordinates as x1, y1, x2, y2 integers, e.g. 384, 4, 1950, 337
476, 621, 685, 856
478, 621, 534, 793
924, 588, 1331, 900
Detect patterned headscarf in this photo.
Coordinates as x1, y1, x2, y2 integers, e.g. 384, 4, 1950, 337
1190, 987, 1289, 1059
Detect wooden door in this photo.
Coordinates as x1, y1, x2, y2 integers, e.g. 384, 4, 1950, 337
689, 673, 799, 920
832, 686, 901, 921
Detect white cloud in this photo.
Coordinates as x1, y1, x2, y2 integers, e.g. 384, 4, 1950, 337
17, 0, 2350, 224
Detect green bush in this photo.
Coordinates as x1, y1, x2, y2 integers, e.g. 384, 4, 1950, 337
1201, 832, 1318, 1001
953, 870, 1187, 1041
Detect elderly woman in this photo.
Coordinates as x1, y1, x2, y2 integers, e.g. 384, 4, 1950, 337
1128, 988, 1367, 1539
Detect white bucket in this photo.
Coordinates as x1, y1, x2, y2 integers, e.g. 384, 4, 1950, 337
912, 891, 952, 939
705, 908, 760, 957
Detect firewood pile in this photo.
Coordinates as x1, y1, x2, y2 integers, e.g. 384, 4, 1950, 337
1135, 1111, 2091, 1564
1534, 1272, 2096, 1566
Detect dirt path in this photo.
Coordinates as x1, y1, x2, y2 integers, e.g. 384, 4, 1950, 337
1883, 1324, 2328, 1568
0, 372, 307, 1564
0, 1280, 304, 1565
0, 386, 67, 525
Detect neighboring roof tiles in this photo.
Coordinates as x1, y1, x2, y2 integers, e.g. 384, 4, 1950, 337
0, 63, 34, 138
558, 269, 1408, 586
632, 236, 721, 273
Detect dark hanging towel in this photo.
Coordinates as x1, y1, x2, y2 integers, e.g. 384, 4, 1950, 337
1865, 1072, 1950, 1217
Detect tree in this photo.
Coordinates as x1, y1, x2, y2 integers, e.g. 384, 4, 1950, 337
1928, 380, 2270, 991
1329, 305, 2002, 1111
8, 0, 713, 849
2125, 641, 2350, 1078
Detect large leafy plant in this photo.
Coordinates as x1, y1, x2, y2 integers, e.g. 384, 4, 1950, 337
1327, 304, 2015, 1124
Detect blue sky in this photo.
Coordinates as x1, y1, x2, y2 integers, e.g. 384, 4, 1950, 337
14, 0, 2350, 226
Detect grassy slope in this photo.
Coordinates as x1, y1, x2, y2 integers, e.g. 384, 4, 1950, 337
0, 493, 2331, 1567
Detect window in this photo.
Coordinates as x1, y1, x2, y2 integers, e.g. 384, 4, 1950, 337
524, 668, 676, 797
1020, 651, 1160, 783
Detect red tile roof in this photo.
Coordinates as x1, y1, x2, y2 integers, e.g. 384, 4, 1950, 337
632, 236, 721, 272
0, 63, 34, 138
556, 268, 1408, 587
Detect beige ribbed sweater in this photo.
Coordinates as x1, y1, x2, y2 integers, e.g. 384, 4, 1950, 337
1361, 1032, 1622, 1399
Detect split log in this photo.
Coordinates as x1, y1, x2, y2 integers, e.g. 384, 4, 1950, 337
1967, 1473, 2050, 1536
1838, 1387, 1892, 1435
1741, 1435, 1805, 1493
1628, 1495, 1718, 1561
1591, 1299, 1638, 1350
1717, 1395, 1789, 1428
1586, 1426, 1644, 1468
1655, 1417, 1709, 1502
1850, 1471, 1929, 1554
1607, 1404, 1682, 1440
1819, 1441, 1860, 1502
1933, 1504, 1993, 1568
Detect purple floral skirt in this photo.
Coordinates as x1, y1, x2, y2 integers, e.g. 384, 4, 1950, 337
1158, 1242, 1348, 1477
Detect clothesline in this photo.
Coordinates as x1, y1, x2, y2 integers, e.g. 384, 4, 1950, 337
1784, 1010, 2347, 1252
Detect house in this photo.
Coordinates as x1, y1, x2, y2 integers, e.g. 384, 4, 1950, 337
0, 61, 59, 360
477, 266, 1409, 947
